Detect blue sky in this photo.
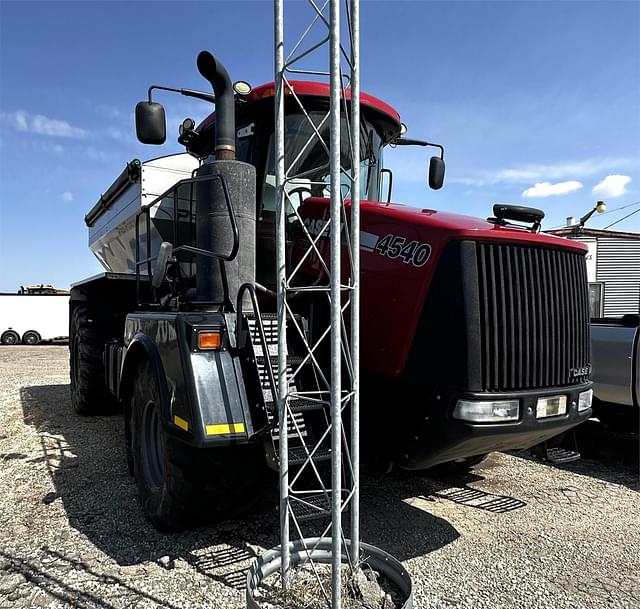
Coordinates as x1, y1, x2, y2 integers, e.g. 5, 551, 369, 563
1, 0, 639, 291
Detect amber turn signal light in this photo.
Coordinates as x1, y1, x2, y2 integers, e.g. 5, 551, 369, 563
198, 331, 221, 350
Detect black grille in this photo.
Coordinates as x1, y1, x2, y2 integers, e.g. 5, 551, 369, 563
476, 242, 590, 391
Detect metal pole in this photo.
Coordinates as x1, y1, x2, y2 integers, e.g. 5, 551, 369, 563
329, 0, 342, 606
274, 0, 290, 588
348, 0, 361, 567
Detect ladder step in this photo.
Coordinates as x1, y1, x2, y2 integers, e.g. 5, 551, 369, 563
290, 493, 331, 522
288, 444, 332, 466
289, 398, 327, 414
267, 410, 308, 439
256, 355, 305, 368
246, 311, 305, 323
265, 398, 327, 414
543, 447, 581, 464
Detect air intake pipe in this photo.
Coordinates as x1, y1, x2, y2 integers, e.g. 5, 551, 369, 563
193, 52, 256, 308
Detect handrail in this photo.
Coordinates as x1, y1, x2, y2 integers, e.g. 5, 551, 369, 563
134, 173, 239, 307
237, 282, 279, 427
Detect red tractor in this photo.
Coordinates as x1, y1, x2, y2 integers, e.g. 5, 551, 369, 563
71, 53, 592, 529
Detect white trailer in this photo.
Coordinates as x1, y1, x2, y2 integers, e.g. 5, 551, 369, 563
0, 294, 69, 345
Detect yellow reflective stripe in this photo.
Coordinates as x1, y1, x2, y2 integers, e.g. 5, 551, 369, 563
173, 416, 189, 432
206, 422, 246, 436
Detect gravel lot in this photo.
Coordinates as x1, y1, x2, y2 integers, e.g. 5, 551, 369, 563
0, 346, 638, 609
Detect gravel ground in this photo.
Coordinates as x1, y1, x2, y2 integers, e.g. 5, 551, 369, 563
0, 346, 638, 609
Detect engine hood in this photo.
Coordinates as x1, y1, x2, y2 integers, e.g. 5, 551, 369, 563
360, 200, 588, 253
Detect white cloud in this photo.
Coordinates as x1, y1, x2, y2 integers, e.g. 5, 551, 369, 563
13, 110, 28, 131
522, 180, 584, 198
592, 175, 631, 198
104, 126, 127, 141
61, 191, 74, 202
96, 104, 122, 120
0, 110, 87, 138
454, 158, 634, 188
86, 146, 107, 161
36, 142, 64, 155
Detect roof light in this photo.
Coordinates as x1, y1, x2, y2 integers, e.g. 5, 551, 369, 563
233, 81, 252, 96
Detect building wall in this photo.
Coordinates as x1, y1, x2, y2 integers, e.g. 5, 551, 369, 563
595, 237, 640, 315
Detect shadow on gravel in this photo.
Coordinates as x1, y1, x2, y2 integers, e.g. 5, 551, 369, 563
0, 548, 183, 609
19, 384, 460, 573
512, 420, 639, 491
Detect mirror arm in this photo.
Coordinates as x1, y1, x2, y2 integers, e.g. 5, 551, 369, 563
147, 85, 216, 105
392, 137, 444, 159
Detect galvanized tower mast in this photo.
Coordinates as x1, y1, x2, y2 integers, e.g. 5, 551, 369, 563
247, 3, 412, 605
275, 0, 360, 605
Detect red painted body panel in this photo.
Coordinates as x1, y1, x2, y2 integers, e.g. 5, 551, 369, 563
197, 81, 401, 136
297, 197, 586, 379
248, 80, 401, 125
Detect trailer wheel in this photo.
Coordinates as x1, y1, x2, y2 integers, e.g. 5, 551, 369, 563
69, 305, 118, 414
130, 359, 267, 531
22, 331, 41, 346
1, 330, 20, 346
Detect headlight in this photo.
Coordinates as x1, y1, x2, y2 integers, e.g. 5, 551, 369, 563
578, 389, 593, 412
536, 395, 567, 418
453, 399, 519, 423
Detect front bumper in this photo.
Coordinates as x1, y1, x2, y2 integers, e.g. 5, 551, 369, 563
398, 382, 593, 470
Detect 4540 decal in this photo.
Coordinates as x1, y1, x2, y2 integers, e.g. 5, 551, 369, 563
361, 232, 432, 267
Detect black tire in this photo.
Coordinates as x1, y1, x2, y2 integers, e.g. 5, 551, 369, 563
594, 405, 638, 433
22, 331, 40, 346
69, 304, 118, 415
129, 359, 267, 531
1, 330, 20, 345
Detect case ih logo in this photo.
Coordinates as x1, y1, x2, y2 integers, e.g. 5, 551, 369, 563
303, 217, 330, 237
570, 365, 591, 378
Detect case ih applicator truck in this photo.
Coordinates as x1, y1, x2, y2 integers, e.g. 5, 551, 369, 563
70, 51, 593, 529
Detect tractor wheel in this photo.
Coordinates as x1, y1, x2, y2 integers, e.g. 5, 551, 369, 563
129, 359, 267, 531
22, 331, 41, 346
594, 404, 638, 433
1, 330, 20, 345
69, 304, 118, 415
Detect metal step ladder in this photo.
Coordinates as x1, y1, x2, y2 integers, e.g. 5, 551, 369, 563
531, 430, 581, 464
246, 312, 333, 522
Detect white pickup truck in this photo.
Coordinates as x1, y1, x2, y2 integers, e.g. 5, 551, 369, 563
0, 292, 69, 345
591, 314, 639, 430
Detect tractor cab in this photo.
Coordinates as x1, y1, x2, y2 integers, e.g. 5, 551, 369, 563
179, 81, 422, 286
184, 81, 402, 207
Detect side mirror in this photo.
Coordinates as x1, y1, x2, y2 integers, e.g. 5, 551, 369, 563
429, 156, 445, 190
135, 101, 166, 145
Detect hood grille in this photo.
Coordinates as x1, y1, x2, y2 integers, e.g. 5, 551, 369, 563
476, 242, 590, 391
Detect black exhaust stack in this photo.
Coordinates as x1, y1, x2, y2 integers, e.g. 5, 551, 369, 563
196, 51, 235, 160
194, 51, 256, 307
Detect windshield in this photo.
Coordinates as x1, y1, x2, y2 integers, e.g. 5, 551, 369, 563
261, 111, 383, 214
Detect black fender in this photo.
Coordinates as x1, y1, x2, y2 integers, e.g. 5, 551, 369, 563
119, 333, 172, 426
